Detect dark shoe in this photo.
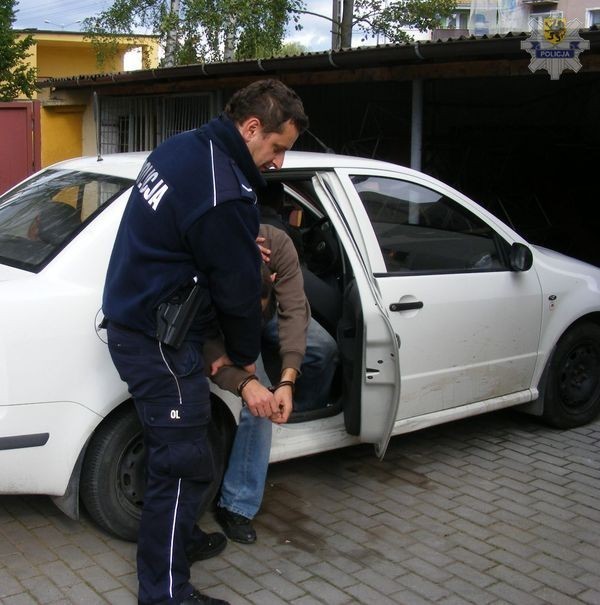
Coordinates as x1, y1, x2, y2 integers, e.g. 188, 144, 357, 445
186, 532, 227, 563
215, 506, 257, 544
180, 589, 230, 604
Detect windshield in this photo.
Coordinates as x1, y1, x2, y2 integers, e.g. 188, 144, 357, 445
0, 169, 132, 272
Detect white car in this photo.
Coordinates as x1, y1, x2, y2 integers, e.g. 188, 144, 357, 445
1, 151, 599, 541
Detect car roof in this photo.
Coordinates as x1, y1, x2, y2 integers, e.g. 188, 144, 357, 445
49, 152, 150, 180
49, 151, 417, 180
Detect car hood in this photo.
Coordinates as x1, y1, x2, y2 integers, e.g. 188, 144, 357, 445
533, 245, 600, 281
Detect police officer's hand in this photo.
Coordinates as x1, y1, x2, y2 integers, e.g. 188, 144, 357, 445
242, 362, 257, 374
210, 353, 233, 376
256, 236, 271, 263
210, 354, 256, 377
270, 386, 293, 424
241, 380, 278, 417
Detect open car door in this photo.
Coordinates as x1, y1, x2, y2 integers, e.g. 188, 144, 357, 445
313, 172, 401, 457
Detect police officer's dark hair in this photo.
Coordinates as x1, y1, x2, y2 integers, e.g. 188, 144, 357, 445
225, 79, 309, 135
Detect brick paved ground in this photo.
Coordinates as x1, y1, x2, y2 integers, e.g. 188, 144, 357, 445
1, 409, 599, 605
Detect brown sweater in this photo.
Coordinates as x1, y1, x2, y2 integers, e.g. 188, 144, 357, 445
204, 224, 311, 393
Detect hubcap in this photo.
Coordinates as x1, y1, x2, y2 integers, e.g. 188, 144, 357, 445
117, 434, 145, 516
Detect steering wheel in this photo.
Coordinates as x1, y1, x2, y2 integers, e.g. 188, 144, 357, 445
302, 216, 339, 276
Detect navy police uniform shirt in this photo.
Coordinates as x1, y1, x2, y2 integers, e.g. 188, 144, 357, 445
103, 115, 265, 367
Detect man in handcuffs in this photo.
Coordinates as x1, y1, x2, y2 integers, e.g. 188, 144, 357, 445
206, 196, 339, 543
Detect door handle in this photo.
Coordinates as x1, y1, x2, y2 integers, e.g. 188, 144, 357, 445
389, 301, 423, 312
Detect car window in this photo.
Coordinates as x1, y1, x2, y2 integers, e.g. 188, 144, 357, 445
351, 175, 509, 274
0, 169, 132, 272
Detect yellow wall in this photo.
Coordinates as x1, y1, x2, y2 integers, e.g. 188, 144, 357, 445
36, 42, 124, 78
17, 31, 160, 78
14, 31, 159, 167
41, 106, 85, 167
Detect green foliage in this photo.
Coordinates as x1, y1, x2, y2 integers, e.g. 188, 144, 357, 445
276, 41, 307, 56
83, 0, 304, 66
352, 0, 457, 44
0, 0, 37, 100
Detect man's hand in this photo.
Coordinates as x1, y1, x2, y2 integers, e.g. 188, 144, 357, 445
270, 385, 293, 424
269, 367, 297, 424
240, 379, 279, 418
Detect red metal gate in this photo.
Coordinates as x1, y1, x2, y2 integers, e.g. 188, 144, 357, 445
0, 101, 41, 195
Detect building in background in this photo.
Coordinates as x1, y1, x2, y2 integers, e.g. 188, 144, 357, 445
0, 29, 160, 194
433, 0, 600, 40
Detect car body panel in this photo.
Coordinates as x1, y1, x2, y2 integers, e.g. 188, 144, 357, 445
0, 401, 100, 494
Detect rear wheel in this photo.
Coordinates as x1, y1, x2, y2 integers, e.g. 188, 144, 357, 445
542, 322, 600, 429
80, 399, 234, 541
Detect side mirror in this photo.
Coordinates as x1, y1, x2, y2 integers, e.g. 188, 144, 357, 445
509, 242, 533, 272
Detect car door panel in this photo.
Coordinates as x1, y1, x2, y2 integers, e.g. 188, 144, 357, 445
378, 270, 542, 419
335, 168, 543, 423
313, 173, 400, 456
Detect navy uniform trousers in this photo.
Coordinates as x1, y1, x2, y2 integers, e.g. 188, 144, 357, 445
107, 322, 215, 605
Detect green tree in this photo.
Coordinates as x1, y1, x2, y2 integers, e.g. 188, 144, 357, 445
237, 35, 307, 60
82, 0, 304, 67
339, 0, 456, 48
0, 0, 37, 101
277, 41, 307, 56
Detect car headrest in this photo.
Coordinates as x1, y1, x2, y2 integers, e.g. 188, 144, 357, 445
38, 202, 81, 246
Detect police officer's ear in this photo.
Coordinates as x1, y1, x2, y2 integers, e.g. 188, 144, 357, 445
238, 117, 262, 143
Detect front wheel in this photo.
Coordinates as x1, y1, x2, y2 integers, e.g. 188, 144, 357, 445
542, 322, 600, 429
80, 399, 234, 541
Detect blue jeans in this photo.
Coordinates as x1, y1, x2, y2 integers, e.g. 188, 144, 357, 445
218, 355, 272, 519
218, 317, 338, 519
283, 317, 339, 412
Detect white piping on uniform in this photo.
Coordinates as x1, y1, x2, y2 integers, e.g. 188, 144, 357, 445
158, 340, 183, 597
159, 341, 183, 405
158, 341, 183, 598
168, 479, 182, 598
209, 140, 217, 207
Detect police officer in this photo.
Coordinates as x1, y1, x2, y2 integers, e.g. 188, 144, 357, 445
102, 80, 308, 605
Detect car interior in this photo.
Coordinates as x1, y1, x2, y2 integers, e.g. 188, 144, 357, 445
262, 174, 363, 432
355, 186, 508, 274
0, 170, 131, 271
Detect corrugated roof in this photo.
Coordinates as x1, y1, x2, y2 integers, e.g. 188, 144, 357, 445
40, 27, 600, 90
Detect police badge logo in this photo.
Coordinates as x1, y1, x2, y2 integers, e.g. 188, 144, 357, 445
544, 16, 566, 44
521, 18, 589, 80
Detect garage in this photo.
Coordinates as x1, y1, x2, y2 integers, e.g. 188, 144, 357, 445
40, 28, 600, 266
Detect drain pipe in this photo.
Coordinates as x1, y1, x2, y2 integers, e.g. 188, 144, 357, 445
410, 79, 423, 172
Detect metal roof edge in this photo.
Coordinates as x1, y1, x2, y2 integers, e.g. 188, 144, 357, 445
39, 28, 600, 90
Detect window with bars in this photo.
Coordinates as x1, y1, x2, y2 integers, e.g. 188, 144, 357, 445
99, 93, 216, 154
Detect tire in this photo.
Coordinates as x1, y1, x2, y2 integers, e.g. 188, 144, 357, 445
542, 322, 600, 429
197, 400, 235, 513
80, 399, 235, 542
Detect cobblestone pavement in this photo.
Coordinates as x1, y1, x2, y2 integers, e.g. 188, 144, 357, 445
1, 410, 600, 605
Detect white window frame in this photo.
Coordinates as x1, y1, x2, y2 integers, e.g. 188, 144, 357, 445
586, 8, 600, 27
444, 9, 470, 29
528, 10, 562, 31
